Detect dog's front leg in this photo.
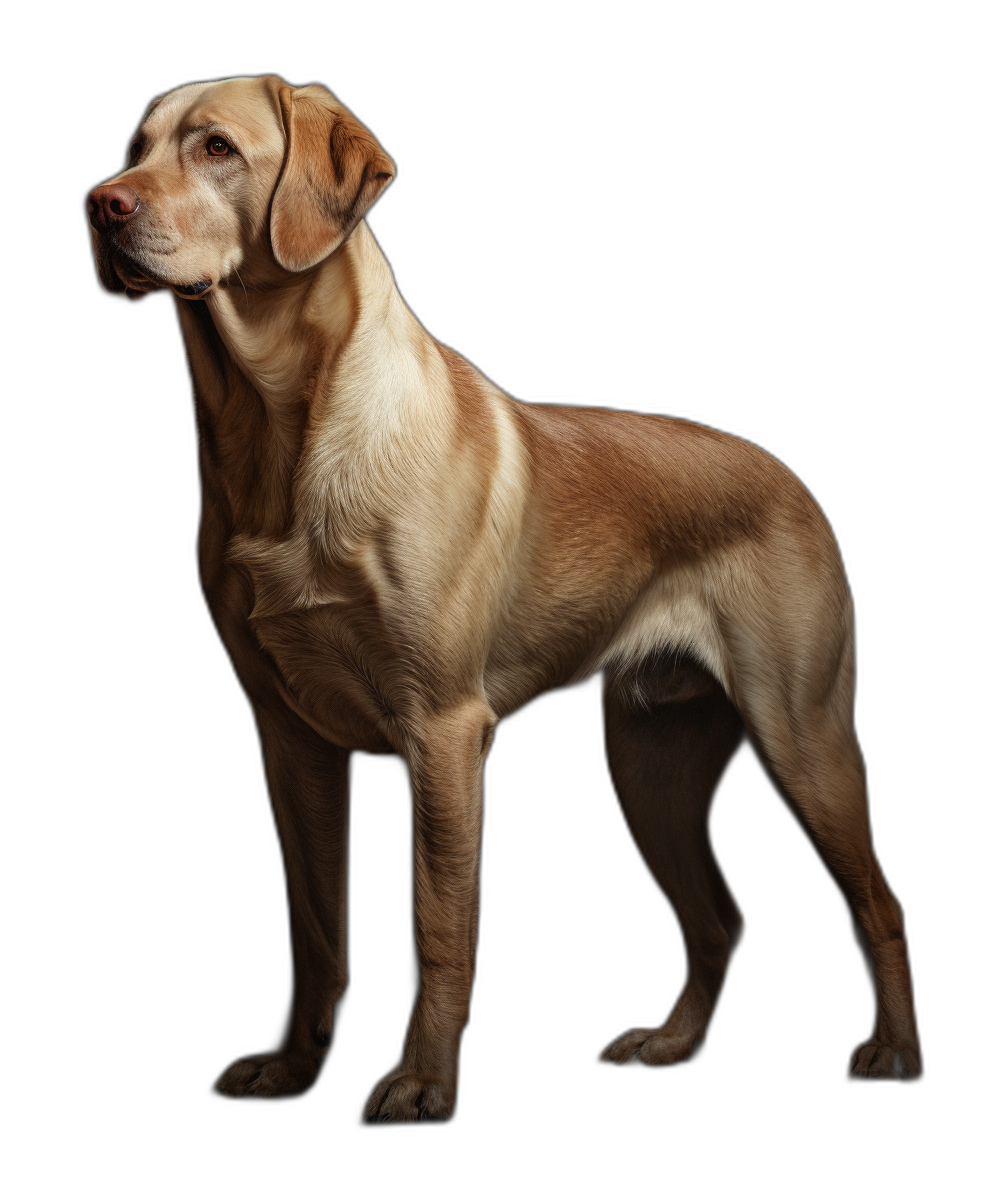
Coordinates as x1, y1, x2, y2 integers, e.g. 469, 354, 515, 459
365, 699, 494, 1122
216, 704, 350, 1097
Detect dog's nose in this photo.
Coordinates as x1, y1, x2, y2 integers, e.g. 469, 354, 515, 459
87, 183, 140, 230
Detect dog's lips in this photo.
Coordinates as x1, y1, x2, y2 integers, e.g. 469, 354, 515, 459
174, 279, 212, 299
105, 242, 212, 299
108, 244, 163, 292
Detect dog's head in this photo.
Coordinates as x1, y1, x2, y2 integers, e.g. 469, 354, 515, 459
87, 75, 395, 299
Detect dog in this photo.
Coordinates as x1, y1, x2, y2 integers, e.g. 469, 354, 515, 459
87, 75, 921, 1120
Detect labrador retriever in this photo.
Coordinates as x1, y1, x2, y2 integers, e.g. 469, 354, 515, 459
87, 75, 921, 1121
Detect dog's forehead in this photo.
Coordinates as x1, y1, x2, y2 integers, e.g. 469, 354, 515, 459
140, 77, 282, 146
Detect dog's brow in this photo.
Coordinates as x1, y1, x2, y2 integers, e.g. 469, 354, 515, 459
139, 96, 163, 128
182, 120, 239, 144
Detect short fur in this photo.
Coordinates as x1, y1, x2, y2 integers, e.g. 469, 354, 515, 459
87, 75, 921, 1121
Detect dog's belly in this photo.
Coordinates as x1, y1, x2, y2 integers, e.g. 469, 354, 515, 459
250, 607, 398, 754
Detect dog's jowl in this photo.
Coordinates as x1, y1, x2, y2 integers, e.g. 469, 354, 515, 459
88, 75, 922, 1121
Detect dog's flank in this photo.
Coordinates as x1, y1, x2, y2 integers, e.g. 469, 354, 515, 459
87, 74, 921, 1120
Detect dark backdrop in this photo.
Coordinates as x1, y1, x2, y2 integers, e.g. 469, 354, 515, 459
57, 18, 971, 1160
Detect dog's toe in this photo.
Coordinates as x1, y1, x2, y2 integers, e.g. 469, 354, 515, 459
850, 1039, 921, 1079
364, 1071, 453, 1123
215, 1051, 320, 1097
601, 1026, 696, 1065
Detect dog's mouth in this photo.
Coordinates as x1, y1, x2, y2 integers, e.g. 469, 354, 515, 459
99, 239, 212, 301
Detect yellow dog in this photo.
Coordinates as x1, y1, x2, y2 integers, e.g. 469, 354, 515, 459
88, 75, 921, 1121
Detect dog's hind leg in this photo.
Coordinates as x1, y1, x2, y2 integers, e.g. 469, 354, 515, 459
601, 654, 745, 1065
725, 570, 922, 1078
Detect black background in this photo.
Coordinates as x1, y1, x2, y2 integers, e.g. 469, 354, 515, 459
53, 13, 971, 1160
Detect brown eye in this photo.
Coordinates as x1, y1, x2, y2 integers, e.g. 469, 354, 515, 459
128, 140, 142, 165
207, 136, 231, 157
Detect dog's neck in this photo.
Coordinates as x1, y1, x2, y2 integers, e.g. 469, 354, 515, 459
203, 221, 393, 411
177, 220, 459, 541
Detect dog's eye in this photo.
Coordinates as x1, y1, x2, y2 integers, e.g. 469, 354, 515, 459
128, 139, 143, 166
206, 136, 232, 157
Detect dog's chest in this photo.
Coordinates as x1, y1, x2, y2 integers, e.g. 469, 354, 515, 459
251, 602, 399, 754
218, 524, 412, 753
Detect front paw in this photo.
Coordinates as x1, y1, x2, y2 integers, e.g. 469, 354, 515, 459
364, 1069, 455, 1122
215, 1051, 321, 1097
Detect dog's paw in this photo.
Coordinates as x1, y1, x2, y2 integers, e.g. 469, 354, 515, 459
850, 1039, 921, 1079
600, 1026, 697, 1066
364, 1070, 454, 1123
215, 1051, 320, 1097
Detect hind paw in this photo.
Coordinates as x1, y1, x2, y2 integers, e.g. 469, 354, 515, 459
600, 1026, 698, 1065
850, 1039, 922, 1079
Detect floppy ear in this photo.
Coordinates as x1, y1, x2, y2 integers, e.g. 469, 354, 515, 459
270, 85, 396, 272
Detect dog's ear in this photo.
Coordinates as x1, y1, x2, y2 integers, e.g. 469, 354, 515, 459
270, 85, 395, 272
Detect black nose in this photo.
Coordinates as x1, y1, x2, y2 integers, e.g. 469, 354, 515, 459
87, 183, 140, 230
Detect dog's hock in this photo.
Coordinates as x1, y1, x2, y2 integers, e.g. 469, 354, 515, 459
270, 84, 396, 273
